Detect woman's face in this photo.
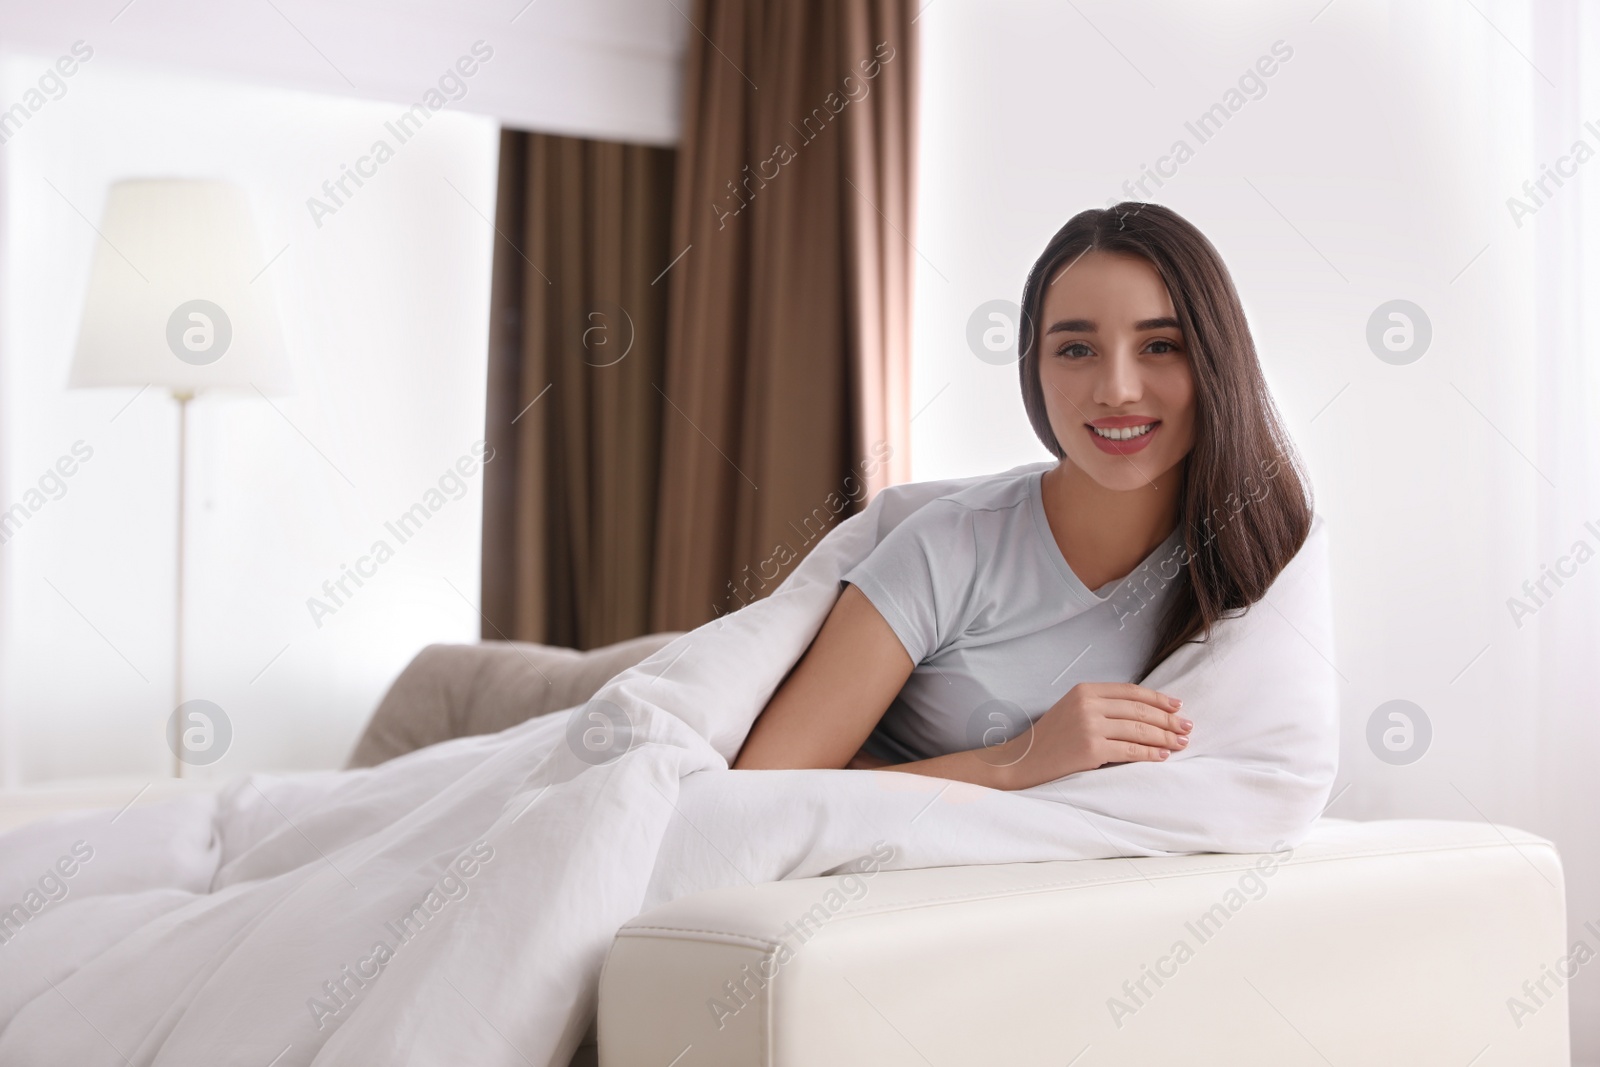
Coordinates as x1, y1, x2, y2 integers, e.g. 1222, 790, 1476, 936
1035, 249, 1196, 491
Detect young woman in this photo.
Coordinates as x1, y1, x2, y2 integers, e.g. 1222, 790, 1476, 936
734, 202, 1313, 790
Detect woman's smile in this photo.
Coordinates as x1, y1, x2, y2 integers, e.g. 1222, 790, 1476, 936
1087, 416, 1162, 454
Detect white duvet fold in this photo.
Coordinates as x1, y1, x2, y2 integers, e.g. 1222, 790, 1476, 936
0, 461, 1337, 1067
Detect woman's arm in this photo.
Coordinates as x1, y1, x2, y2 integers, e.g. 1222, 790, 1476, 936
733, 583, 913, 772
733, 584, 1192, 790
882, 682, 1191, 790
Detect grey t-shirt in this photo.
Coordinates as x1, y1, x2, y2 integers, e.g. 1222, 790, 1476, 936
841, 466, 1186, 764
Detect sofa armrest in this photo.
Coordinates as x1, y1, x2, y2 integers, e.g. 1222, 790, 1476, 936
346, 632, 683, 768
598, 818, 1568, 1066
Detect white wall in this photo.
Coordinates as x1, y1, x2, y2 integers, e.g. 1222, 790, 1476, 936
912, 0, 1597, 1058
0, 0, 686, 145
0, 56, 500, 784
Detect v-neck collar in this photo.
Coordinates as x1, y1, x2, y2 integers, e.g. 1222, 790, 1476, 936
1028, 469, 1184, 608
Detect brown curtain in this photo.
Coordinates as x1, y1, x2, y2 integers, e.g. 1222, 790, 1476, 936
483, 0, 918, 646
650, 0, 919, 631
481, 132, 675, 649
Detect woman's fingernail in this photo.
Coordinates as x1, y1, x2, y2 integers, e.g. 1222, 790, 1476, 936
1159, 750, 1169, 759
1176, 736, 1189, 747
1179, 718, 1194, 731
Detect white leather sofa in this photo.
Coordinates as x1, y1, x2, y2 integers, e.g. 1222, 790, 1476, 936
337, 637, 1571, 1064
600, 817, 1570, 1066
0, 785, 1569, 1065
3, 636, 1573, 1065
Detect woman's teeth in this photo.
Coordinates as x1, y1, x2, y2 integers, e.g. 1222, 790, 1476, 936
1090, 423, 1157, 441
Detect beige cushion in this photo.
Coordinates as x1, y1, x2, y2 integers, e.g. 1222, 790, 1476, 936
345, 632, 684, 768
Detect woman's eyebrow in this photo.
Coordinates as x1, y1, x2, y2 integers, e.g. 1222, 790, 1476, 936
1044, 316, 1183, 335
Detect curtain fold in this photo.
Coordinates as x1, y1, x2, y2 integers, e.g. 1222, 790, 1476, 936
481, 131, 675, 649
483, 0, 918, 645
649, 0, 919, 631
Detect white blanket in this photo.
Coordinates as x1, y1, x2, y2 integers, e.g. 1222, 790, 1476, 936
0, 461, 1338, 1066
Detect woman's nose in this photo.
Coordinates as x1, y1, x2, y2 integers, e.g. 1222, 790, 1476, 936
1094, 349, 1143, 406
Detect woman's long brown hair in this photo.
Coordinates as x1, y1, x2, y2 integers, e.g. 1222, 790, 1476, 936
1017, 202, 1314, 678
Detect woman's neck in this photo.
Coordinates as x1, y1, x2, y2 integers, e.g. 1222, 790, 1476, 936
1040, 458, 1183, 591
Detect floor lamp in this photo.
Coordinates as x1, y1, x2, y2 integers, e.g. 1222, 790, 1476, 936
67, 179, 291, 778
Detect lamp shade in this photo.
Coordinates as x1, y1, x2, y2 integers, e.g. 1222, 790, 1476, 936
68, 179, 292, 394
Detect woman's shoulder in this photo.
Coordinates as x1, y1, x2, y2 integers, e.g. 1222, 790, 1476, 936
873, 461, 1049, 528
931, 463, 1042, 515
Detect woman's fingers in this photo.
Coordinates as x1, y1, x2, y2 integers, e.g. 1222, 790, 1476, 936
1087, 681, 1183, 714
1100, 697, 1193, 736
1100, 715, 1188, 751
1102, 739, 1173, 764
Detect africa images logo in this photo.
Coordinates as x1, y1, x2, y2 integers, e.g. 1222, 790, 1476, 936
166, 300, 232, 365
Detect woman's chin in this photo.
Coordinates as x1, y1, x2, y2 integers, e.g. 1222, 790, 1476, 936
1063, 451, 1183, 492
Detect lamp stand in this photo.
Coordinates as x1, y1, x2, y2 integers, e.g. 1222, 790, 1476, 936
172, 389, 192, 779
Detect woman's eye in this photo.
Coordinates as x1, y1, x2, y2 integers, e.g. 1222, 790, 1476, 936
1147, 339, 1181, 354
1056, 342, 1092, 359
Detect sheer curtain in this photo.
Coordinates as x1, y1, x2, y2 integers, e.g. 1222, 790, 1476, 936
1379, 1, 1600, 1057
1525, 0, 1600, 1056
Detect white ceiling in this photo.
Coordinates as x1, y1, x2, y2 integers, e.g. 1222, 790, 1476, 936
0, 0, 689, 144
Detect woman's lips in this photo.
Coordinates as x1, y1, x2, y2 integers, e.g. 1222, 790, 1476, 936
1086, 420, 1161, 455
